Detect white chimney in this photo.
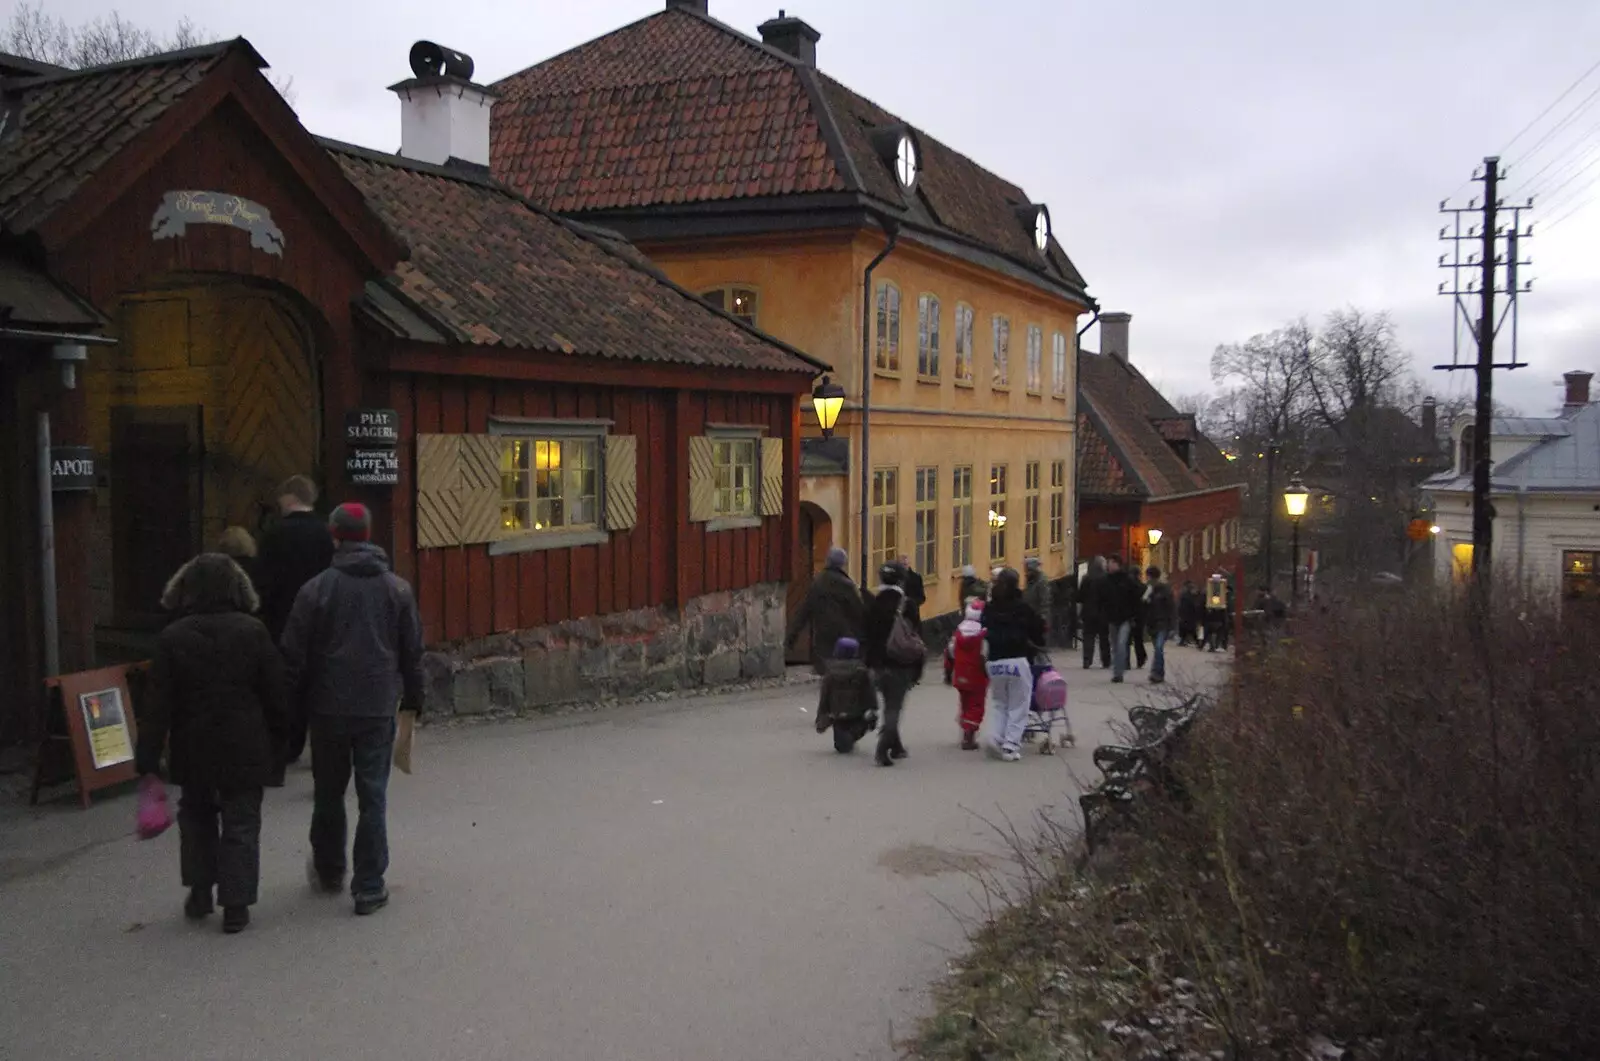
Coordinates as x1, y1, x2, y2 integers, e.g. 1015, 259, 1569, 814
390, 41, 496, 168
1099, 311, 1131, 362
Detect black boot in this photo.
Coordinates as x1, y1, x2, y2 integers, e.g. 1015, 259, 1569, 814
222, 906, 249, 934
184, 886, 214, 921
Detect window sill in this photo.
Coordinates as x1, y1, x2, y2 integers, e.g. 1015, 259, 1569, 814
1052, 392, 1068, 401
1050, 543, 1066, 552
954, 378, 975, 389
874, 368, 902, 380
489, 527, 609, 556
992, 385, 1011, 394
706, 514, 762, 533
916, 374, 940, 385
1026, 389, 1043, 398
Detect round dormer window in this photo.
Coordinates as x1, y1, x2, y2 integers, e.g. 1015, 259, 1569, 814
1033, 208, 1050, 253
895, 133, 918, 189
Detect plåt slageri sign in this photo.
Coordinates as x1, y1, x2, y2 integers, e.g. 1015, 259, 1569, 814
345, 408, 399, 446
150, 191, 285, 257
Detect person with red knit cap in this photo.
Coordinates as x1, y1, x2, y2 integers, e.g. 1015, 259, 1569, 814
281, 502, 423, 916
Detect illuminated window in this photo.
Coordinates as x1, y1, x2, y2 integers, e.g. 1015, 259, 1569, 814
952, 465, 973, 569
917, 294, 941, 378
953, 304, 974, 383
875, 282, 901, 372
914, 466, 938, 577
992, 315, 1011, 389
1024, 461, 1041, 552
701, 286, 758, 326
1563, 550, 1598, 604
1026, 325, 1043, 393
712, 435, 757, 517
871, 467, 899, 570
989, 463, 1008, 562
1049, 459, 1065, 546
1052, 331, 1068, 396
1451, 542, 1474, 583
500, 436, 600, 532
1202, 525, 1215, 560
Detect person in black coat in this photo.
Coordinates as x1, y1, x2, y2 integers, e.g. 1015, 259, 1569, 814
1078, 556, 1111, 669
861, 563, 924, 767
896, 554, 927, 613
136, 553, 288, 934
1101, 555, 1143, 683
256, 475, 333, 779
1177, 581, 1202, 646
786, 547, 867, 674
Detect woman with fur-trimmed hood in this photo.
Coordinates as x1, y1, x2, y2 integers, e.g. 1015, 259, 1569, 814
135, 553, 288, 934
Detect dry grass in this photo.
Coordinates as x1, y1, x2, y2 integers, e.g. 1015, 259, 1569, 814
917, 587, 1600, 1060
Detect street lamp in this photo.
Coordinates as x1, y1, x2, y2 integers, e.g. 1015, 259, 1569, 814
810, 375, 845, 438
1284, 476, 1309, 603
1146, 527, 1163, 567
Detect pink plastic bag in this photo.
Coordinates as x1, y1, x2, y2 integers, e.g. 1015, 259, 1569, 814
136, 776, 172, 840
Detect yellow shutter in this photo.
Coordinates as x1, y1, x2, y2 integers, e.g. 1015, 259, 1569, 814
457, 435, 505, 545
605, 435, 638, 531
759, 437, 784, 517
688, 436, 716, 523
416, 434, 462, 548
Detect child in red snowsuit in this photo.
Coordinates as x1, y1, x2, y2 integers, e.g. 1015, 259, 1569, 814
943, 600, 989, 750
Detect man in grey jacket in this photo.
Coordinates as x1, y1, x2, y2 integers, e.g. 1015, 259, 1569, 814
282, 502, 423, 916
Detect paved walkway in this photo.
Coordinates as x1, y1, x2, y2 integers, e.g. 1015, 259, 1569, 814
0, 646, 1226, 1061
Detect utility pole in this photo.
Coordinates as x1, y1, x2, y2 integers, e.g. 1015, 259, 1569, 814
1436, 156, 1533, 603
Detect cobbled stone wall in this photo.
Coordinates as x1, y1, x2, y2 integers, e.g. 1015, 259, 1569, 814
420, 582, 789, 717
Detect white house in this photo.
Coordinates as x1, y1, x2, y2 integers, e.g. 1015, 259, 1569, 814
1424, 370, 1599, 610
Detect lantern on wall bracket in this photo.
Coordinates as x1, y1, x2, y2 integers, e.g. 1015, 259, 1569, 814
1146, 528, 1164, 547
811, 375, 845, 438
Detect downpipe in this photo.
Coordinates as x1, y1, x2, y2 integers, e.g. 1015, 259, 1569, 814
858, 221, 899, 586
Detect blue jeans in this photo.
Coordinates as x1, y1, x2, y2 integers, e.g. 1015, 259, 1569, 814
1150, 629, 1169, 682
1111, 621, 1132, 679
309, 715, 396, 897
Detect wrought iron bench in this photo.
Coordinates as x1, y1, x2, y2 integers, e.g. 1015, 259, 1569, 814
1079, 694, 1207, 856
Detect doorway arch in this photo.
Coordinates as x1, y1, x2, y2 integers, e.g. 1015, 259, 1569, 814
787, 501, 835, 664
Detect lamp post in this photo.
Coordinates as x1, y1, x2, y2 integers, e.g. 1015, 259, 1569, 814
1283, 475, 1308, 604
810, 375, 844, 439
1146, 527, 1163, 569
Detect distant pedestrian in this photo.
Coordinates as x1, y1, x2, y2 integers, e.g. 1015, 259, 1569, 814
257, 475, 334, 780
1143, 567, 1176, 684
1177, 581, 1202, 646
943, 599, 988, 750
861, 563, 925, 767
813, 637, 876, 753
980, 568, 1046, 762
786, 547, 866, 674
1129, 565, 1149, 670
215, 526, 262, 600
136, 554, 288, 935
897, 554, 927, 614
1078, 556, 1110, 669
1023, 557, 1052, 641
281, 503, 423, 916
1102, 556, 1141, 683
958, 565, 988, 608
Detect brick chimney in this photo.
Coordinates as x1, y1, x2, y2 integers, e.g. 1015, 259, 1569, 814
666, 0, 709, 12
758, 10, 821, 65
1563, 370, 1593, 414
391, 42, 496, 169
1099, 312, 1131, 363
1421, 396, 1437, 450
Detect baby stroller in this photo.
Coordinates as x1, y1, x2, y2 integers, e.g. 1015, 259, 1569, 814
1021, 656, 1074, 753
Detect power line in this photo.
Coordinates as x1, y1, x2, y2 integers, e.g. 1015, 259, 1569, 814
1500, 55, 1600, 155
1511, 114, 1600, 196
1510, 80, 1600, 171
1532, 149, 1600, 206
1544, 188, 1600, 232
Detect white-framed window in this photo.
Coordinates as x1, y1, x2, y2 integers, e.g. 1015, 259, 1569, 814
1049, 459, 1065, 547
992, 315, 1011, 389
915, 466, 938, 578
712, 433, 758, 518
1024, 461, 1041, 552
1052, 331, 1068, 396
1026, 325, 1043, 393
952, 465, 973, 569
1179, 533, 1194, 571
989, 463, 1008, 562
701, 286, 758, 326
1202, 525, 1214, 560
875, 282, 901, 373
953, 303, 974, 384
871, 466, 899, 570
498, 431, 601, 534
917, 294, 941, 379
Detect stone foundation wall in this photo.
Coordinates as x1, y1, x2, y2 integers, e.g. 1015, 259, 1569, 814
420, 582, 788, 717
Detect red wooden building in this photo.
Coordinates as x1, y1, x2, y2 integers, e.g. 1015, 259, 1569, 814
0, 39, 823, 742
1076, 313, 1244, 587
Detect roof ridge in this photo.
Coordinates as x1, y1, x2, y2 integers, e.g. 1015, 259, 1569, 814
4, 38, 252, 88
318, 136, 505, 190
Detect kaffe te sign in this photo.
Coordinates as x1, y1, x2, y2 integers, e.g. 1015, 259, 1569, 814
50, 447, 95, 492
345, 408, 399, 485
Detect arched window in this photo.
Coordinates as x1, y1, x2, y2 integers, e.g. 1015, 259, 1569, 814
1458, 423, 1475, 476
701, 286, 758, 327
876, 282, 902, 372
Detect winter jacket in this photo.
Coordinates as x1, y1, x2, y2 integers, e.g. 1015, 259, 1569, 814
257, 510, 334, 642
944, 618, 989, 692
787, 567, 867, 674
863, 585, 925, 680
1023, 574, 1053, 633
1178, 589, 1203, 627
281, 543, 425, 720
1078, 568, 1107, 623
902, 566, 927, 609
1102, 570, 1142, 625
1144, 581, 1177, 633
818, 658, 875, 724
981, 596, 1046, 662
136, 569, 288, 790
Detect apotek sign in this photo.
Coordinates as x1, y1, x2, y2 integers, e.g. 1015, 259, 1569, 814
50, 447, 95, 492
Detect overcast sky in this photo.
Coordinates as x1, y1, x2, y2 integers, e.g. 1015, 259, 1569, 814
30, 0, 1600, 415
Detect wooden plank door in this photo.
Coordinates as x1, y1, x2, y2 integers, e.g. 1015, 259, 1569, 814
111, 406, 202, 627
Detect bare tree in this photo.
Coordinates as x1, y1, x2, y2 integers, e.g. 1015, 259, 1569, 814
3, 3, 294, 105
1211, 319, 1316, 445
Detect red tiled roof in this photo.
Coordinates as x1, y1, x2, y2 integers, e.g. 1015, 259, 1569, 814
489, 7, 1086, 294
1077, 351, 1244, 501
1076, 411, 1142, 499
0, 43, 234, 233
328, 142, 822, 375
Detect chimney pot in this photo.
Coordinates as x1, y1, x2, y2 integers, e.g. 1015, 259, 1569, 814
1099, 311, 1131, 363
390, 42, 497, 169
1421, 396, 1437, 451
1564, 370, 1594, 412
758, 11, 821, 65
